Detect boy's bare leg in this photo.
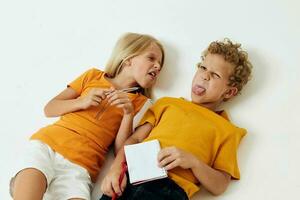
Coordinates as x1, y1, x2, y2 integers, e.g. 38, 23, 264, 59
12, 168, 47, 200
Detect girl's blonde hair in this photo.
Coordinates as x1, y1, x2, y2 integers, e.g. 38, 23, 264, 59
105, 32, 165, 98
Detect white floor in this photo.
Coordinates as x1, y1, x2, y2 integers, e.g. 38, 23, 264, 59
1, 1, 300, 199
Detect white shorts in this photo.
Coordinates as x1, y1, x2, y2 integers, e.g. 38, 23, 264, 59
13, 140, 92, 200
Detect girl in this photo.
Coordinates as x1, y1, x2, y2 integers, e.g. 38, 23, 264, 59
10, 32, 165, 200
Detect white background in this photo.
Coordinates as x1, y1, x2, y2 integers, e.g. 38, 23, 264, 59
1, 0, 299, 199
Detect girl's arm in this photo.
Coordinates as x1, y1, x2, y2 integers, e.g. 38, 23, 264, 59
101, 122, 153, 197
114, 99, 152, 153
114, 113, 134, 153
44, 87, 82, 117
44, 87, 110, 117
105, 90, 141, 153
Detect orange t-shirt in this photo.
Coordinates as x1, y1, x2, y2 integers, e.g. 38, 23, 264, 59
31, 68, 147, 182
139, 97, 246, 198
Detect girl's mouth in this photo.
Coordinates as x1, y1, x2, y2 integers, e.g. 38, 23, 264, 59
147, 71, 157, 80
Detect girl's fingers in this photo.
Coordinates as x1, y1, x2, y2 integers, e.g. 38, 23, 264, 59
109, 98, 130, 106
106, 90, 124, 100
90, 100, 100, 107
120, 175, 127, 193
101, 179, 113, 197
108, 92, 129, 103
111, 177, 122, 196
92, 88, 114, 99
106, 183, 114, 197
93, 96, 102, 103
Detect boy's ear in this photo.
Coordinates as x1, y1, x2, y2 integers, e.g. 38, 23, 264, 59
224, 87, 238, 100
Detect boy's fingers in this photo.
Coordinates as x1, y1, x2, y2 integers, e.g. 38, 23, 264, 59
158, 148, 172, 161
159, 155, 174, 167
164, 160, 179, 170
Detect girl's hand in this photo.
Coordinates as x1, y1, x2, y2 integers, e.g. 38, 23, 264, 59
106, 91, 134, 115
158, 146, 199, 170
101, 164, 127, 197
79, 88, 113, 110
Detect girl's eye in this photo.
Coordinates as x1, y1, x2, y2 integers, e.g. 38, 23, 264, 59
148, 56, 155, 61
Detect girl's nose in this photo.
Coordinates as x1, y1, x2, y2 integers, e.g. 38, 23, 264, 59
154, 62, 161, 71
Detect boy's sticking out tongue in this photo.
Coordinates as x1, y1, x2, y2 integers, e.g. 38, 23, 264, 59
192, 85, 206, 95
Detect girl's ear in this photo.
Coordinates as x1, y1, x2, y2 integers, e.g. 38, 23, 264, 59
224, 87, 238, 100
123, 59, 131, 67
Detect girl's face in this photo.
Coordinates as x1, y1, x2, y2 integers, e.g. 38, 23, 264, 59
191, 53, 237, 110
128, 43, 163, 88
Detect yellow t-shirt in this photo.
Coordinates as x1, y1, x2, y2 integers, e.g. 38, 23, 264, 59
139, 97, 246, 198
31, 68, 147, 182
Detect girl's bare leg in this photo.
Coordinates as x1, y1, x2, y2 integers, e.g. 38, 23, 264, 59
12, 168, 47, 200
68, 199, 86, 200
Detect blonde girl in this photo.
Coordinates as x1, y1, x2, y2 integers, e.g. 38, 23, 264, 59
10, 32, 165, 200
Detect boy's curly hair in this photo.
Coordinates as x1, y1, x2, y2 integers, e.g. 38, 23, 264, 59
202, 38, 252, 94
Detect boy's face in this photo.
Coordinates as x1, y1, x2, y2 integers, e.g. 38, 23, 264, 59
191, 53, 237, 110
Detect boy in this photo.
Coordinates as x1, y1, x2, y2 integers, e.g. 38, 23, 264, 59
100, 38, 252, 200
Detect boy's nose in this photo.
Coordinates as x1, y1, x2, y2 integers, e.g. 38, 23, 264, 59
201, 71, 210, 81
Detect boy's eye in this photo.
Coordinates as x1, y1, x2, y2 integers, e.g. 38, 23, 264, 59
199, 65, 206, 70
212, 73, 221, 79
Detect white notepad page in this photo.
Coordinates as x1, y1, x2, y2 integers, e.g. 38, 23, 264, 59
124, 139, 168, 185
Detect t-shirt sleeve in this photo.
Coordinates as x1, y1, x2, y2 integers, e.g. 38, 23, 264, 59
67, 68, 102, 94
133, 99, 153, 129
212, 127, 246, 180
138, 104, 157, 127
138, 98, 165, 127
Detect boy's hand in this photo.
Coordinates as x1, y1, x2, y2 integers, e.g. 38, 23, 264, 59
106, 90, 134, 115
158, 146, 199, 170
78, 88, 113, 110
101, 165, 127, 197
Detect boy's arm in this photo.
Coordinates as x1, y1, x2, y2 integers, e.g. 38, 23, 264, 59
191, 159, 231, 195
158, 147, 231, 196
101, 122, 153, 197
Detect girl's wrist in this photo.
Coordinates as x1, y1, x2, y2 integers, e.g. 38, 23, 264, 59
123, 112, 134, 118
123, 105, 135, 116
75, 97, 86, 110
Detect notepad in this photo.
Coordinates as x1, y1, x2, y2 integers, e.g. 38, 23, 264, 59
124, 139, 168, 185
